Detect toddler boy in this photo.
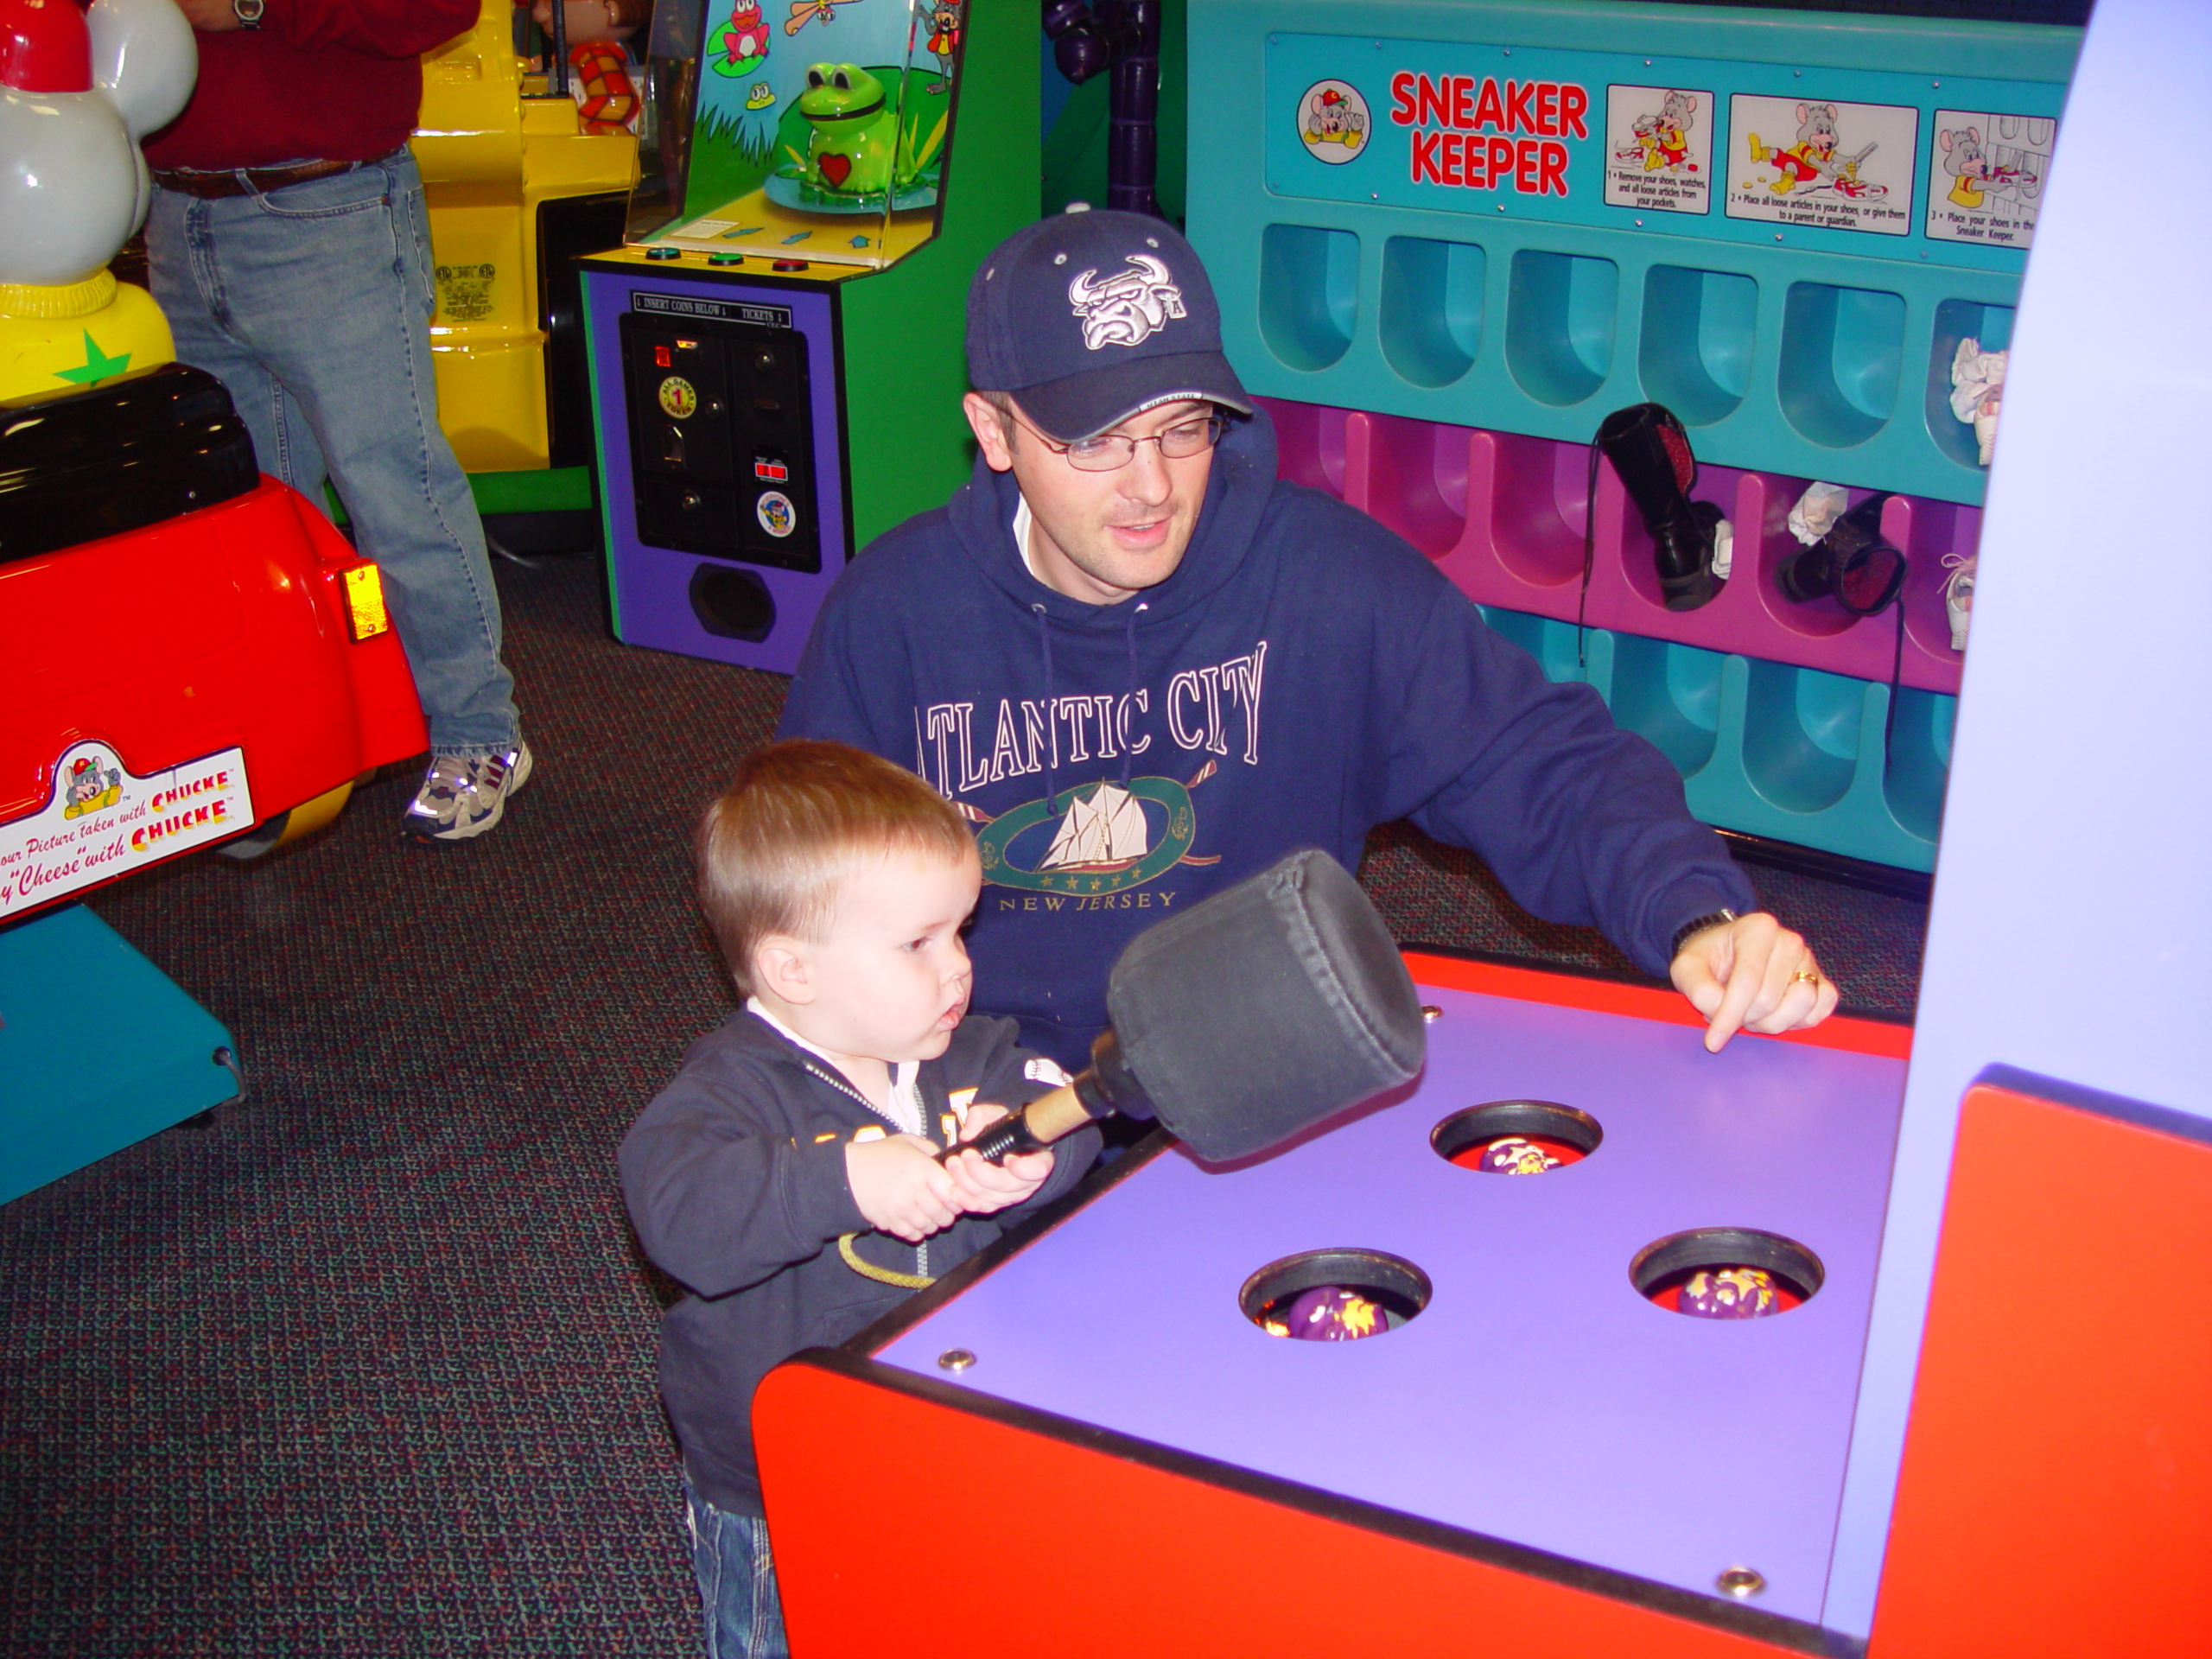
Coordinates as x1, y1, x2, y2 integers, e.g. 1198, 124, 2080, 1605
620, 740, 1101, 1658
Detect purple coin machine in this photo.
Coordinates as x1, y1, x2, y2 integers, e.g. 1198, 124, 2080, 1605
576, 0, 1035, 671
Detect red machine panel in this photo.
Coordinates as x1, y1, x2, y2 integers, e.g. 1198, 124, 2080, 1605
1871, 1079, 2212, 1657
2, 478, 427, 920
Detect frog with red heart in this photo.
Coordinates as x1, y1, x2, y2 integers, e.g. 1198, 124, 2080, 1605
796, 62, 908, 199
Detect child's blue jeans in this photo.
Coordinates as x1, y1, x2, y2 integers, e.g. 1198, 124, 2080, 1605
685, 1479, 789, 1659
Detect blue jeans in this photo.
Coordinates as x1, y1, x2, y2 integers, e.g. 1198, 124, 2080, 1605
146, 149, 519, 757
684, 1482, 789, 1659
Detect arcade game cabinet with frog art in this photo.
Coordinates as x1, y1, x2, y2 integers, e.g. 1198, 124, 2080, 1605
575, 0, 1031, 671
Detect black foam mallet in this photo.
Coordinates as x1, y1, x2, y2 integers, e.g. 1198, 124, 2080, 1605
958, 849, 1427, 1166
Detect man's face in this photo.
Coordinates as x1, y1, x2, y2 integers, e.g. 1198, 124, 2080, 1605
963, 394, 1217, 607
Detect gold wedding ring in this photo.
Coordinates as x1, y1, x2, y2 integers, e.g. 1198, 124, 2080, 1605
1792, 968, 1821, 985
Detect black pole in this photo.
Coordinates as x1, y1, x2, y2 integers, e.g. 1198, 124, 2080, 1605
1104, 0, 1160, 216
1041, 0, 1166, 220
550, 0, 570, 99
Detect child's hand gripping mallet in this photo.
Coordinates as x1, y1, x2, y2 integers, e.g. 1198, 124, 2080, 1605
950, 849, 1428, 1166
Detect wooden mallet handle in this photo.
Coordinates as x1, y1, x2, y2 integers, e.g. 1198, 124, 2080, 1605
950, 1084, 1096, 1163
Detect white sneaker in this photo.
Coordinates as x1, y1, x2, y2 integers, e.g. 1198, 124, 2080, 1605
1942, 554, 1976, 652
402, 741, 534, 841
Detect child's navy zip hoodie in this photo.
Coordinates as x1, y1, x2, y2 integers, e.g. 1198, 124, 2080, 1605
781, 405, 1754, 1069
620, 1012, 1099, 1515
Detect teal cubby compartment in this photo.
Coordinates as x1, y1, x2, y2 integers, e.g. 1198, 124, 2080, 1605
1187, 0, 2079, 508
1479, 607, 1955, 874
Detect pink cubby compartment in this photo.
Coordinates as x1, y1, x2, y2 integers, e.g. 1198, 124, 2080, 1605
1257, 397, 1972, 699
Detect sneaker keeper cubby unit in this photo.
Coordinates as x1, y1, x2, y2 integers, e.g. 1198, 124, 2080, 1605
1188, 0, 2079, 870
1265, 396, 1961, 870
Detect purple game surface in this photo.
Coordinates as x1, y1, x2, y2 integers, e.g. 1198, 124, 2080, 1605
872, 983, 1906, 1624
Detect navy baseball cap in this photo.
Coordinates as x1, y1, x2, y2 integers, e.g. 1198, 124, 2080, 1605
966, 207, 1252, 442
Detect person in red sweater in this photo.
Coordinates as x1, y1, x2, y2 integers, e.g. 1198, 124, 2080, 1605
144, 0, 533, 841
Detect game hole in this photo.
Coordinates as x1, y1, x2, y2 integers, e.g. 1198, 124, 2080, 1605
1631, 1228, 1824, 1319
1432, 1100, 1602, 1174
1241, 1249, 1430, 1341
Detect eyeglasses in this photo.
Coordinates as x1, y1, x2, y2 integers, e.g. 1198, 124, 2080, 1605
1008, 408, 1228, 473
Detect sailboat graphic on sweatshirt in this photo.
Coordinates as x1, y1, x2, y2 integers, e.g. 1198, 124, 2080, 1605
1037, 781, 1151, 871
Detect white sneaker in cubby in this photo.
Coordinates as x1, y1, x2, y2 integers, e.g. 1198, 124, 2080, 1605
1942, 553, 1977, 652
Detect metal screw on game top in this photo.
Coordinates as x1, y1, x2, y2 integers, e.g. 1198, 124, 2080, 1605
1421, 1005, 1443, 1023
938, 1350, 976, 1373
1716, 1567, 1766, 1599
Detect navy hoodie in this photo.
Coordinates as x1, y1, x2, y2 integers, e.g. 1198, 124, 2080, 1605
620, 1012, 1100, 1514
781, 406, 1754, 1069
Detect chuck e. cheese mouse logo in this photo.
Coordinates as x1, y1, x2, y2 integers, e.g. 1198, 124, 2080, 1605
1387, 67, 1591, 198
1298, 80, 1368, 162
61, 753, 123, 818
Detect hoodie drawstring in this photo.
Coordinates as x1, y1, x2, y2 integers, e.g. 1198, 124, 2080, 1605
1121, 601, 1147, 791
1033, 598, 1152, 808
1032, 602, 1060, 813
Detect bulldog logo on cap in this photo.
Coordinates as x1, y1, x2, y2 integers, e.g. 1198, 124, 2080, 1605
1067, 254, 1187, 352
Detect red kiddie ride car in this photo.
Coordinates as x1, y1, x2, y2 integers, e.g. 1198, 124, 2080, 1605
1, 362, 429, 924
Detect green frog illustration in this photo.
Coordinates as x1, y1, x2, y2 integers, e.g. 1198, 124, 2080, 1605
797, 63, 907, 199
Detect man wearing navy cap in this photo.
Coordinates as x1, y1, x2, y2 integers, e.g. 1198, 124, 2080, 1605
780, 208, 1835, 1066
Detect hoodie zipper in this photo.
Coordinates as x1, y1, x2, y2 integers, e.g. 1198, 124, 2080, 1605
798, 1058, 935, 1281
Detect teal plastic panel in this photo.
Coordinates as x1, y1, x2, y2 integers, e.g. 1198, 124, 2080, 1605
1477, 606, 1952, 872
0, 905, 238, 1206
1188, 0, 2080, 506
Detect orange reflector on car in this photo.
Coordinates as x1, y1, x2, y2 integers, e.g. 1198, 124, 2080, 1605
342, 563, 391, 641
